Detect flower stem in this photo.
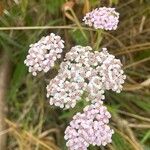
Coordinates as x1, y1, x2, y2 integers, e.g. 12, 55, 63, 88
94, 30, 103, 51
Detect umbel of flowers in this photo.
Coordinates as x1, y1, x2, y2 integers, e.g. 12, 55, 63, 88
24, 33, 64, 76
24, 6, 125, 150
83, 7, 119, 30
65, 102, 114, 149
46, 46, 125, 109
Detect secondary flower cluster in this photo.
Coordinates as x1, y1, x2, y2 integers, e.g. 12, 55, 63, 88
83, 7, 119, 30
65, 103, 114, 150
46, 61, 86, 109
24, 33, 64, 76
46, 46, 126, 109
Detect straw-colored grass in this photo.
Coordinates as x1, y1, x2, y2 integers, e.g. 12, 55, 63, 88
0, 0, 150, 149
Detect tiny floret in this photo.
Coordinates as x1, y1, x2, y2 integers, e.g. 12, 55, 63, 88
24, 33, 64, 76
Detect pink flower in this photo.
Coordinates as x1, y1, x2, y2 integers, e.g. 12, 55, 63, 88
46, 46, 126, 109
83, 7, 119, 30
46, 61, 86, 109
24, 33, 64, 76
64, 103, 114, 150
95, 48, 126, 93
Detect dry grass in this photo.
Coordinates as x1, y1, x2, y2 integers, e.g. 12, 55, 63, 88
0, 0, 150, 149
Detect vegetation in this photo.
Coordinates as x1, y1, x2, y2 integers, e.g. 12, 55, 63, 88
0, 0, 150, 149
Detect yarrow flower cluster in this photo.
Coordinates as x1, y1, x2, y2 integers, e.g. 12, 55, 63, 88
46, 46, 126, 109
24, 33, 64, 76
46, 61, 87, 109
99, 50, 126, 93
25, 5, 126, 150
83, 7, 119, 30
65, 103, 114, 150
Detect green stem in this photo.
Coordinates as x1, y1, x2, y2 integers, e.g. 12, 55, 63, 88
94, 30, 103, 51
69, 9, 88, 41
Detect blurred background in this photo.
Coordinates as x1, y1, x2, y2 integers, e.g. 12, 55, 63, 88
0, 0, 150, 150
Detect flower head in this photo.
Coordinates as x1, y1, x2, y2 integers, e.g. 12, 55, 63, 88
46, 46, 126, 109
99, 52, 126, 93
95, 48, 126, 93
46, 61, 87, 109
46, 46, 92, 109
24, 33, 64, 76
83, 7, 119, 30
64, 103, 114, 150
